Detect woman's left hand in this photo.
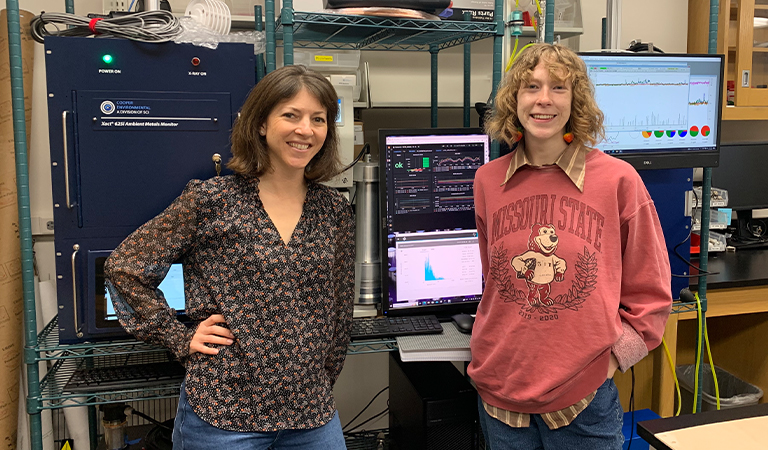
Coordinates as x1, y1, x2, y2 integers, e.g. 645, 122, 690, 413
189, 314, 235, 355
607, 353, 620, 378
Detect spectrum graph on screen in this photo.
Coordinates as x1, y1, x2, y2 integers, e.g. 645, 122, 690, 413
424, 256, 444, 281
579, 53, 722, 167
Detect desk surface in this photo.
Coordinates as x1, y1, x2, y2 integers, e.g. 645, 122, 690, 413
637, 403, 768, 450
691, 248, 768, 289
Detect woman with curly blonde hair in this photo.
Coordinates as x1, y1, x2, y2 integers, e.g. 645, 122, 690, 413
470, 43, 672, 449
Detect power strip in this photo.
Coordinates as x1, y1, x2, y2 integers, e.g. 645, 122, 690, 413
103, 0, 130, 14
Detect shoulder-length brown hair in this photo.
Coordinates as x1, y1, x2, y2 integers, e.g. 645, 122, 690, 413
228, 64, 341, 182
485, 43, 605, 148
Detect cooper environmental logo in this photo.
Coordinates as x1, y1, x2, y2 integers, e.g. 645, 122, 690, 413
100, 101, 116, 115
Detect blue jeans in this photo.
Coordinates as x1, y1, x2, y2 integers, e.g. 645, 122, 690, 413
478, 378, 624, 450
172, 384, 346, 450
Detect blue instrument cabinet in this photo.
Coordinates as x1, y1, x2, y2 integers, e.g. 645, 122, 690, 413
45, 36, 255, 342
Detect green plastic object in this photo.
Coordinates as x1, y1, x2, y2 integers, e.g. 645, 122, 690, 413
509, 10, 524, 36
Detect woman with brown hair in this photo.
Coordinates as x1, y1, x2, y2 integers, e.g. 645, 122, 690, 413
105, 65, 354, 449
470, 44, 672, 449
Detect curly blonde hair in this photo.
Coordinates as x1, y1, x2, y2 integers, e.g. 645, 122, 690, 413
485, 44, 605, 148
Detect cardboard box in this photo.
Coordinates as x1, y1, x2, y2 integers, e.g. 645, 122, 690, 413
440, 0, 495, 22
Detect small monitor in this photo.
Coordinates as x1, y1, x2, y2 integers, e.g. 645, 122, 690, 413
379, 128, 490, 318
578, 52, 724, 170
96, 257, 186, 329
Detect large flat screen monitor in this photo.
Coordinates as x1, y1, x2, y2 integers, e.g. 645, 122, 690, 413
578, 52, 724, 170
379, 128, 490, 318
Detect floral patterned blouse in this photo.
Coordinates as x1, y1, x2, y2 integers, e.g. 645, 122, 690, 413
104, 174, 355, 432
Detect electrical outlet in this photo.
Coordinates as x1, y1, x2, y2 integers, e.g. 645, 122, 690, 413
104, 0, 130, 14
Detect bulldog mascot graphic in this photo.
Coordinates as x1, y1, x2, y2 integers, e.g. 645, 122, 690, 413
511, 224, 567, 306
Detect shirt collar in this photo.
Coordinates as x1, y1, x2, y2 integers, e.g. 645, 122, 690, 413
502, 142, 589, 192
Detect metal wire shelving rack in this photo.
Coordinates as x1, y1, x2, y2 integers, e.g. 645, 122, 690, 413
33, 314, 398, 411
35, 316, 182, 409
272, 11, 497, 51
264, 0, 505, 136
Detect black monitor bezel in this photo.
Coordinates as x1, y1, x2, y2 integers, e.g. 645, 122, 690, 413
711, 141, 768, 211
378, 127, 488, 319
578, 52, 725, 170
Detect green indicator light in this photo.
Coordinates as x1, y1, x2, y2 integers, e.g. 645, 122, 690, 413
102, 54, 113, 64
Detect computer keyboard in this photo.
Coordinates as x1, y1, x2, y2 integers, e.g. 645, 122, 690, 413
350, 315, 443, 340
63, 360, 185, 394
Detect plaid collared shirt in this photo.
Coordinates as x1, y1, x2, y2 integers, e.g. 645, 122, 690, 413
502, 142, 590, 192
482, 390, 596, 430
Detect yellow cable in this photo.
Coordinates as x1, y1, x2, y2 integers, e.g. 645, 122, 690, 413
534, 0, 542, 15
506, 37, 519, 72
518, 42, 534, 57
693, 293, 703, 413
506, 41, 535, 72
703, 317, 721, 410
662, 337, 682, 416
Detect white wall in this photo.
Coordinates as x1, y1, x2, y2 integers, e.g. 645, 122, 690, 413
19, 0, 102, 15
579, 0, 689, 53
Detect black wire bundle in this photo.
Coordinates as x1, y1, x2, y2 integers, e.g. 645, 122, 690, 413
29, 10, 183, 44
340, 143, 371, 175
342, 386, 389, 434
730, 216, 768, 246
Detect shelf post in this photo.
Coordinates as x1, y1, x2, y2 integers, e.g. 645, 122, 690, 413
463, 11, 472, 128
490, 0, 504, 159
6, 0, 43, 448
430, 44, 438, 128
545, 0, 555, 44
255, 5, 265, 82
691, 0, 719, 415
266, 0, 276, 72
282, 0, 295, 66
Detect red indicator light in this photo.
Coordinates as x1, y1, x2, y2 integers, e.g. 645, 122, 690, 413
192, 57, 201, 66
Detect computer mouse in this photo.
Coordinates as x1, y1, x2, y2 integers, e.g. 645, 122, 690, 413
451, 313, 474, 334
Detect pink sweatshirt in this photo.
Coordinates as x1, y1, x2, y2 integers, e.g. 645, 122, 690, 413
468, 148, 672, 414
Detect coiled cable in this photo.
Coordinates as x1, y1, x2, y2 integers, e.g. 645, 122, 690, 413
30, 10, 183, 44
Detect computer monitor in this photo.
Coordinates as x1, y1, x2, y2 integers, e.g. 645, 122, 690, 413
711, 142, 768, 211
379, 128, 490, 318
710, 142, 768, 245
578, 52, 724, 170
95, 258, 187, 332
